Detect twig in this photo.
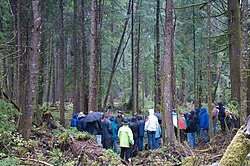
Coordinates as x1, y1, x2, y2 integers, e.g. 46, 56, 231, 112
205, 154, 223, 160
20, 157, 53, 166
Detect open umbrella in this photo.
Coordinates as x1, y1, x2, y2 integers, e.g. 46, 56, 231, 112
83, 112, 104, 123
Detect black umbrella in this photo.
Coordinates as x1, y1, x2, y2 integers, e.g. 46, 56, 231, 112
83, 112, 104, 123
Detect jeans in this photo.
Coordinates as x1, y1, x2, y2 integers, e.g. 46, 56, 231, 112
212, 122, 216, 134
138, 137, 143, 151
154, 138, 159, 149
147, 131, 156, 150
112, 139, 118, 153
120, 147, 131, 161
187, 133, 195, 148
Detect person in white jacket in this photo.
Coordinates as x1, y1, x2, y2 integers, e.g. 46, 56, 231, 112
145, 109, 159, 150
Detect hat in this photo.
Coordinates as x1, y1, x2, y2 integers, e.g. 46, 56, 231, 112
123, 119, 129, 124
118, 110, 122, 114
78, 112, 85, 118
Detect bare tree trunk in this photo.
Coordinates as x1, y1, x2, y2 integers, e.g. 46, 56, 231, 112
247, 57, 250, 116
72, 0, 78, 114
181, 67, 186, 108
206, 0, 213, 139
228, 0, 241, 105
198, 58, 203, 108
59, 0, 65, 126
212, 64, 225, 103
131, 0, 137, 113
240, 0, 248, 124
52, 41, 56, 105
155, 0, 161, 112
163, 0, 176, 143
79, 0, 85, 112
88, 0, 98, 113
21, 0, 42, 140
193, 0, 197, 108
46, 39, 53, 104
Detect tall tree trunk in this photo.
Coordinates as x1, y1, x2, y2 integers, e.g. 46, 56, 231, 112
181, 67, 186, 108
131, 0, 136, 113
80, 0, 85, 112
240, 0, 248, 123
72, 0, 78, 114
193, 0, 197, 108
212, 64, 224, 103
52, 41, 56, 105
46, 39, 53, 104
247, 57, 250, 116
155, 0, 161, 112
21, 0, 41, 140
88, 0, 98, 113
228, 0, 241, 105
59, 0, 65, 126
198, 58, 203, 108
206, 0, 213, 139
163, 0, 176, 143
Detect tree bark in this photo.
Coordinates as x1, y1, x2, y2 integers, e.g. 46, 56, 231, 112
155, 0, 161, 112
79, 0, 85, 113
59, 0, 65, 126
163, 0, 176, 143
88, 0, 98, 113
228, 0, 241, 104
46, 39, 53, 104
181, 67, 186, 108
52, 43, 56, 105
193, 0, 197, 108
72, 0, 78, 114
206, 0, 213, 139
240, 0, 248, 124
22, 0, 41, 140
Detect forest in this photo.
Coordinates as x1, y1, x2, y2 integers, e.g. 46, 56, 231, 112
0, 0, 250, 165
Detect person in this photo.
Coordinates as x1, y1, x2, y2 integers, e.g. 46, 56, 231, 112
129, 116, 139, 157
109, 116, 118, 153
115, 110, 124, 129
186, 111, 196, 148
212, 103, 218, 134
145, 109, 159, 150
76, 112, 86, 132
100, 115, 113, 149
118, 119, 134, 162
70, 114, 78, 127
195, 108, 201, 135
200, 107, 210, 143
154, 122, 162, 149
225, 111, 232, 130
136, 115, 145, 151
217, 102, 226, 132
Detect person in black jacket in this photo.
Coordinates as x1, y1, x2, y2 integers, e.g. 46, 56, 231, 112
217, 102, 226, 132
186, 111, 196, 148
129, 116, 139, 157
100, 115, 113, 149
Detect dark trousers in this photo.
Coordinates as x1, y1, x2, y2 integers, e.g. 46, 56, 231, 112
147, 131, 156, 150
102, 138, 112, 149
131, 139, 138, 157
138, 136, 143, 151
120, 147, 131, 161
218, 117, 225, 131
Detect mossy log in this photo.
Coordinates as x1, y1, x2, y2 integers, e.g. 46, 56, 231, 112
219, 117, 250, 166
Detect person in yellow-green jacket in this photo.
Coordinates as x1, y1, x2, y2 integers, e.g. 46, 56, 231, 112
118, 119, 134, 162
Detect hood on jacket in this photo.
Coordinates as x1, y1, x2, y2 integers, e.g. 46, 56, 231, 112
195, 108, 200, 114
149, 109, 154, 115
218, 102, 224, 108
73, 114, 78, 119
136, 115, 142, 121
131, 117, 137, 123
109, 116, 115, 121
201, 108, 207, 114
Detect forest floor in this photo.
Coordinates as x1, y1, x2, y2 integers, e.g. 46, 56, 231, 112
0, 104, 247, 166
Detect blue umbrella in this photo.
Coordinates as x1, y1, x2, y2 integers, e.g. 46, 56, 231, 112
83, 112, 104, 123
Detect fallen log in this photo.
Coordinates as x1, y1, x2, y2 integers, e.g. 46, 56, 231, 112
20, 157, 53, 166
219, 116, 250, 165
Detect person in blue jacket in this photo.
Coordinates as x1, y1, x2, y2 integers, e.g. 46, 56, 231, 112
136, 115, 145, 151
109, 116, 118, 153
70, 114, 78, 127
199, 107, 209, 131
154, 122, 161, 149
195, 108, 201, 135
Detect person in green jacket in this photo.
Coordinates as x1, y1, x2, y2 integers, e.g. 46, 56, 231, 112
118, 119, 134, 162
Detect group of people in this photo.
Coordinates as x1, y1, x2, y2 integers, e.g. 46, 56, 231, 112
70, 109, 162, 162
184, 102, 234, 148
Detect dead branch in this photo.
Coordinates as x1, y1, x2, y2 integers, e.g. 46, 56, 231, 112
20, 157, 53, 166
